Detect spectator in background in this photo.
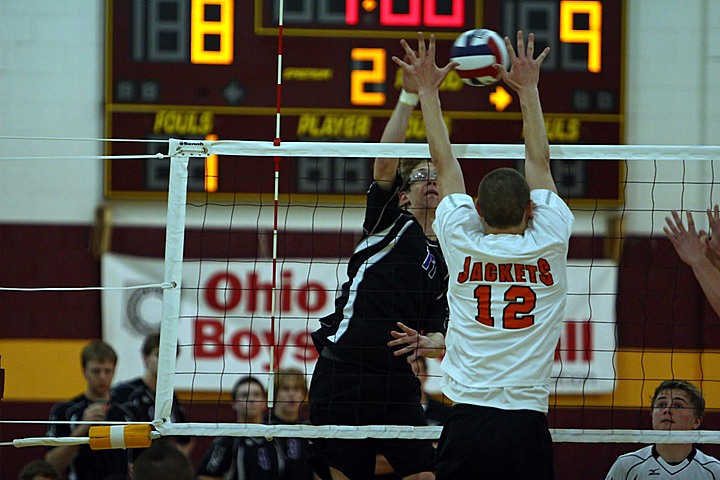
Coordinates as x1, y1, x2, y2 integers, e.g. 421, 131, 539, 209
196, 375, 286, 480
268, 368, 316, 479
132, 438, 193, 480
664, 205, 720, 316
108, 332, 193, 464
606, 380, 720, 479
45, 340, 127, 479
17, 460, 60, 480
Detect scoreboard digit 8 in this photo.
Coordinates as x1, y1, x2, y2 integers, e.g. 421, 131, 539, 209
105, 0, 625, 204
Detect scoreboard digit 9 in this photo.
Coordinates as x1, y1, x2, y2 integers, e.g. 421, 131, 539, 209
105, 0, 625, 204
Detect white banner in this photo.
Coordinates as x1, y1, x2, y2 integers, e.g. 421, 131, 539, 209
102, 254, 617, 395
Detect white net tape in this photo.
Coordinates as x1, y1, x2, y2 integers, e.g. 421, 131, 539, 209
154, 422, 720, 444
171, 139, 720, 161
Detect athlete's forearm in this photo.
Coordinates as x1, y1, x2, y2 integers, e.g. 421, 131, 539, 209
690, 257, 720, 317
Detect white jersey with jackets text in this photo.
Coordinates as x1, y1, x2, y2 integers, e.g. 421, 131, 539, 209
434, 189, 574, 412
606, 445, 720, 479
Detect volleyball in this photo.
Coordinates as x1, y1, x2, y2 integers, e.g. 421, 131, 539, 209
450, 29, 509, 87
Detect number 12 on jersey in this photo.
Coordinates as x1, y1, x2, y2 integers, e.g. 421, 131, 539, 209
474, 285, 537, 329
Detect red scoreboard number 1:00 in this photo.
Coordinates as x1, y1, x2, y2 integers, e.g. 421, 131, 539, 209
344, 0, 467, 27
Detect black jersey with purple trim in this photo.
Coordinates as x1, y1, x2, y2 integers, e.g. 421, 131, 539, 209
109, 377, 188, 425
267, 413, 314, 480
196, 435, 286, 480
46, 394, 128, 480
312, 176, 448, 374
109, 377, 144, 404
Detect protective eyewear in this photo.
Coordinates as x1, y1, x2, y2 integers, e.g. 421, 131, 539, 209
407, 169, 438, 184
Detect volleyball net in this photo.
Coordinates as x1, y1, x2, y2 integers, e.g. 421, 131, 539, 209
2, 138, 720, 450
147, 139, 720, 444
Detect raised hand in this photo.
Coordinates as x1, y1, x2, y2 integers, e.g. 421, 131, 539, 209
664, 210, 708, 267
392, 32, 458, 96
401, 50, 420, 94
494, 30, 550, 93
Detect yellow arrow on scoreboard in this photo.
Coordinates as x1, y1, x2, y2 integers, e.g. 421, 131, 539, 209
362, 0, 377, 12
489, 85, 512, 112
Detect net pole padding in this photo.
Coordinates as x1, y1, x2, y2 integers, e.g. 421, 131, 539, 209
7, 425, 158, 449
155, 140, 196, 422
152, 422, 720, 444
207, 141, 720, 160
89, 425, 154, 450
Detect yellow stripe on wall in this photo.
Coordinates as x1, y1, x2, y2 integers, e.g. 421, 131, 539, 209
0, 339, 88, 402
3, 340, 720, 410
552, 350, 720, 409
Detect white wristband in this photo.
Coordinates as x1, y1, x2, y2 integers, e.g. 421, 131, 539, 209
399, 89, 419, 107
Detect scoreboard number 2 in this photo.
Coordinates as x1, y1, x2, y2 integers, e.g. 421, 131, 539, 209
350, 48, 387, 106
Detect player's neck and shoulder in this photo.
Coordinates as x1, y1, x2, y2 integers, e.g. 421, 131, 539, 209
608, 445, 720, 479
691, 447, 720, 473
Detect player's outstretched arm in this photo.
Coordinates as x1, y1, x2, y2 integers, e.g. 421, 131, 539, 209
393, 32, 464, 199
373, 65, 419, 190
706, 204, 720, 269
665, 209, 720, 316
496, 31, 555, 193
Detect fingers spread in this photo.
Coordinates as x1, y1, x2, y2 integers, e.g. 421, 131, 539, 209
504, 36, 517, 62
417, 31, 426, 57
526, 32, 535, 58
516, 30, 525, 58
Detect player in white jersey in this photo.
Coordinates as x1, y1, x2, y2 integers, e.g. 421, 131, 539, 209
390, 31, 574, 479
606, 380, 720, 479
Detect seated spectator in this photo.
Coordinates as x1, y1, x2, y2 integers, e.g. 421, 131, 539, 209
133, 438, 193, 480
197, 375, 286, 480
45, 341, 126, 479
108, 332, 192, 466
268, 368, 315, 479
17, 460, 60, 480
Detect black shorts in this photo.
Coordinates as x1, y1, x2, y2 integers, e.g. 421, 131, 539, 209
308, 355, 435, 479
436, 404, 554, 480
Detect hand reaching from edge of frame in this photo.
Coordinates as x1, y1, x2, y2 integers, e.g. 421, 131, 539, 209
664, 209, 708, 268
705, 204, 720, 269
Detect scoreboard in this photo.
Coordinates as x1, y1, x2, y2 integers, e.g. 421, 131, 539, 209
105, 0, 625, 203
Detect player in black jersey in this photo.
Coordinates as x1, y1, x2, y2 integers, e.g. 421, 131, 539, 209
197, 376, 287, 480
308, 64, 448, 480
45, 341, 127, 480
